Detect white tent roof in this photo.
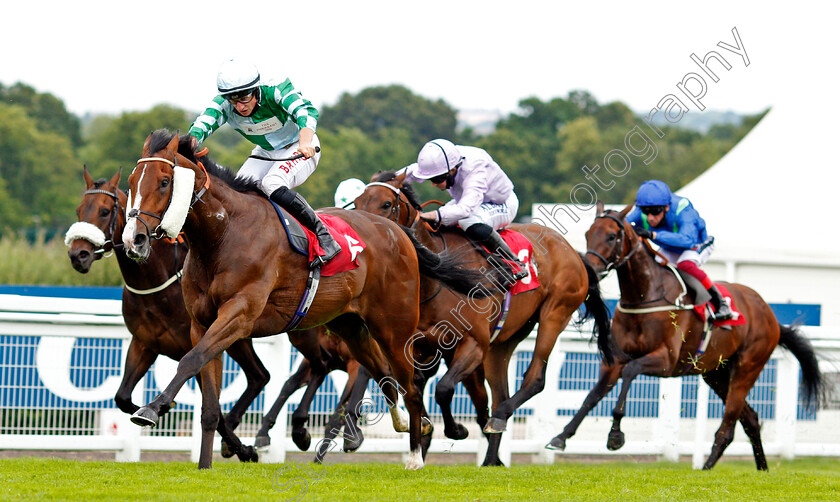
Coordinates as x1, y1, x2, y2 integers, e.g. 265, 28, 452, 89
677, 101, 840, 266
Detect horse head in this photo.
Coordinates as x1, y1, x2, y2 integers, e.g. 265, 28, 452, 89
122, 131, 202, 261
66, 166, 124, 273
354, 171, 416, 226
584, 201, 639, 277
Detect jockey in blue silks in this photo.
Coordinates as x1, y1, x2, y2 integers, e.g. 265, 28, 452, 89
627, 179, 733, 321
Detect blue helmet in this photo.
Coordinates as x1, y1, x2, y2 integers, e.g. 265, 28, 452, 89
636, 180, 672, 207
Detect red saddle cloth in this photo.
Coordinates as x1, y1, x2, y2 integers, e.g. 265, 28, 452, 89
304, 214, 366, 277
693, 283, 747, 327
498, 229, 540, 295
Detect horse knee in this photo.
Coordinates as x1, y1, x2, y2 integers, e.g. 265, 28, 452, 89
201, 408, 221, 431
435, 379, 456, 404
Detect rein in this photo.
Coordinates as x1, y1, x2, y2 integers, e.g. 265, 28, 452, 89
585, 212, 640, 275
82, 188, 123, 255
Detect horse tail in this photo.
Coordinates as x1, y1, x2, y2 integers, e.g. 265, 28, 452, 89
777, 324, 824, 412
400, 225, 501, 298
578, 255, 614, 364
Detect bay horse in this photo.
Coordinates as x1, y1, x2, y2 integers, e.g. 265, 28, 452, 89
67, 167, 374, 462
66, 166, 268, 462
546, 202, 822, 470
354, 171, 612, 466
121, 130, 490, 469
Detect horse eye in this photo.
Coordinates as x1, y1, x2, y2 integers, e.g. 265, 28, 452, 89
608, 233, 617, 241
99, 208, 111, 218
382, 201, 392, 209
161, 178, 170, 189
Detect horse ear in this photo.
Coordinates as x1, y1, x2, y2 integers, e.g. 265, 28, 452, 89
109, 168, 122, 188
166, 134, 180, 156
83, 165, 94, 188
619, 203, 634, 218
596, 200, 604, 215
395, 171, 406, 186
142, 134, 152, 156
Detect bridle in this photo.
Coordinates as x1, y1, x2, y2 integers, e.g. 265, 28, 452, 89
128, 156, 209, 240
585, 211, 640, 277
364, 181, 409, 224
81, 188, 123, 255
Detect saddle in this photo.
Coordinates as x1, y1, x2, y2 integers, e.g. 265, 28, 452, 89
675, 269, 711, 306
268, 199, 310, 256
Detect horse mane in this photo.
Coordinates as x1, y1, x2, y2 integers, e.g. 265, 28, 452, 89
371, 170, 422, 210
148, 129, 263, 195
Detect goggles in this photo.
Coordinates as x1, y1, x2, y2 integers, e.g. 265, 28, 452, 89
225, 90, 256, 104
640, 205, 666, 216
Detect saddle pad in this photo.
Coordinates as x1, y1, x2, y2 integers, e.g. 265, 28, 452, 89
269, 201, 365, 277
307, 213, 366, 277
498, 229, 539, 295
693, 283, 747, 328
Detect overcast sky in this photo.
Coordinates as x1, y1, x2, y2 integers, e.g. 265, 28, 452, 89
2, 1, 836, 118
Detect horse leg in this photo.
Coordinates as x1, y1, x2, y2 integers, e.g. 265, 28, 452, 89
291, 371, 327, 451
435, 338, 485, 440
255, 358, 312, 449
607, 348, 673, 451
114, 338, 157, 415
461, 364, 490, 435
547, 361, 623, 450
702, 361, 767, 470
480, 343, 515, 467
196, 355, 224, 469
314, 364, 359, 463
485, 318, 558, 434
342, 365, 371, 453
220, 339, 270, 458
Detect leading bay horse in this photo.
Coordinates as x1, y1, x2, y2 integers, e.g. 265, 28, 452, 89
121, 130, 490, 469
354, 171, 612, 466
547, 202, 822, 470
66, 166, 268, 462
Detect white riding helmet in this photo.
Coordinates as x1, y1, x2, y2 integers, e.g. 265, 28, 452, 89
216, 59, 261, 96
414, 139, 462, 180
334, 178, 367, 208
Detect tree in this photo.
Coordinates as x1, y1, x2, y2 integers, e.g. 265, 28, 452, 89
1, 82, 83, 148
320, 85, 458, 146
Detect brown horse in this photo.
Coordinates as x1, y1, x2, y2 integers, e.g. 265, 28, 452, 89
354, 171, 612, 466
546, 202, 822, 470
121, 130, 489, 469
66, 167, 269, 462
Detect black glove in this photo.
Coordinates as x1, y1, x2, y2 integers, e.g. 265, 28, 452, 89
633, 226, 653, 240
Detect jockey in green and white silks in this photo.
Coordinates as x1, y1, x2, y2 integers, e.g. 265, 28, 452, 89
188, 59, 340, 268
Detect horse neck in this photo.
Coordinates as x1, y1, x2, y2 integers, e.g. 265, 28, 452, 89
615, 237, 669, 304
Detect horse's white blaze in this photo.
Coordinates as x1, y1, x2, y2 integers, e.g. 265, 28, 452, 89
404, 449, 424, 470
122, 165, 147, 249
390, 405, 410, 432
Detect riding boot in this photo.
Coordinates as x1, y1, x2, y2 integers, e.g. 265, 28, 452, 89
707, 284, 734, 321
270, 187, 342, 269
467, 224, 529, 284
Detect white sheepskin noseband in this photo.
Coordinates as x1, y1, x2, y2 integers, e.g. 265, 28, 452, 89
158, 166, 195, 238
64, 222, 107, 248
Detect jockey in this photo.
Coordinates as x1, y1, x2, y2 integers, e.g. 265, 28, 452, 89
334, 178, 367, 209
397, 139, 528, 283
188, 58, 341, 268
628, 180, 733, 321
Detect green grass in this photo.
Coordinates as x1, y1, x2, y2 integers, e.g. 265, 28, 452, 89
0, 457, 838, 501
0, 232, 122, 286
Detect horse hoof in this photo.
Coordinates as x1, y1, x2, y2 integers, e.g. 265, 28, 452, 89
481, 457, 506, 467
444, 423, 469, 440
545, 436, 567, 451
221, 441, 234, 459
232, 445, 258, 463
292, 428, 311, 451
130, 407, 159, 427
404, 450, 425, 470
482, 417, 507, 434
607, 431, 625, 451
343, 433, 364, 452
254, 435, 271, 450
421, 417, 434, 436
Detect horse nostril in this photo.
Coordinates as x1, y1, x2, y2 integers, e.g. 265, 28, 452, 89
134, 233, 147, 248
78, 250, 90, 261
